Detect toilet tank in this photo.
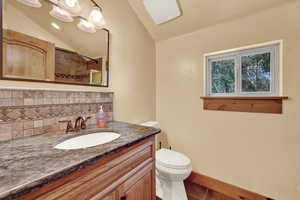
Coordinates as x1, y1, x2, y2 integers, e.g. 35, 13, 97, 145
141, 121, 160, 149
141, 121, 159, 128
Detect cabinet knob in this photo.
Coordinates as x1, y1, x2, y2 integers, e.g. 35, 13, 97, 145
120, 195, 127, 200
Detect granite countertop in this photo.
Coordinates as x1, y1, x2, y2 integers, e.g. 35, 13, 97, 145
0, 121, 160, 200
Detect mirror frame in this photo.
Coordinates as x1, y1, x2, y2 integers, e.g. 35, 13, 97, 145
0, 0, 110, 87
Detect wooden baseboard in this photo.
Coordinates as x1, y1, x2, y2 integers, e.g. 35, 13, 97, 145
186, 172, 274, 200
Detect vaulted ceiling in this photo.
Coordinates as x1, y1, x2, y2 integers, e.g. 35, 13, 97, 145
128, 0, 294, 41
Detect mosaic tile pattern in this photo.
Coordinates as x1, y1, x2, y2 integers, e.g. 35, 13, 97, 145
0, 89, 113, 141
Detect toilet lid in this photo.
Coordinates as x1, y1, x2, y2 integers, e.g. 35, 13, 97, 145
156, 149, 191, 170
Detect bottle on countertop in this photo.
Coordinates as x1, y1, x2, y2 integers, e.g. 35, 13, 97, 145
97, 105, 106, 128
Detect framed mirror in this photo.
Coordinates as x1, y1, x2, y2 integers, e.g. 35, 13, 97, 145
1, 0, 109, 87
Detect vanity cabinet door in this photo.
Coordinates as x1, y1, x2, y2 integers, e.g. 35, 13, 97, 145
122, 172, 152, 200
117, 163, 155, 200
101, 192, 117, 200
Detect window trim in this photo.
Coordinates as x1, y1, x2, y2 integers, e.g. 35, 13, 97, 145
203, 40, 283, 97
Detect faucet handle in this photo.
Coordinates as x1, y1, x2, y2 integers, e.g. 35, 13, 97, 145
59, 120, 74, 133
81, 116, 92, 130
84, 116, 92, 121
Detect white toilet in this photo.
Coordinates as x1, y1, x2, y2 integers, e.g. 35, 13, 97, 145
141, 121, 192, 200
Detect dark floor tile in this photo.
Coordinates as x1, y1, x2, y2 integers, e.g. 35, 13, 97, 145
157, 181, 234, 200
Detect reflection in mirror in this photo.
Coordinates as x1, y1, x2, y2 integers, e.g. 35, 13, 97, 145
2, 0, 109, 87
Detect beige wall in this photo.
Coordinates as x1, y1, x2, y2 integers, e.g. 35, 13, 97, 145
0, 0, 156, 124
156, 1, 300, 200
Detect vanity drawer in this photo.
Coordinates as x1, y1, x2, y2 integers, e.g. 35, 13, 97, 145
19, 136, 155, 200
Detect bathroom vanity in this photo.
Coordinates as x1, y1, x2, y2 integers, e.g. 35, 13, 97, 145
0, 122, 160, 200
21, 136, 155, 200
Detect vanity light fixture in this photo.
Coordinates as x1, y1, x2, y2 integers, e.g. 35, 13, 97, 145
59, 0, 82, 16
88, 6, 106, 29
77, 19, 96, 33
16, 0, 106, 33
51, 22, 60, 30
49, 5, 74, 22
16, 0, 42, 8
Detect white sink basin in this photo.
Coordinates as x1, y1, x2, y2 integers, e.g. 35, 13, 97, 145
54, 132, 120, 150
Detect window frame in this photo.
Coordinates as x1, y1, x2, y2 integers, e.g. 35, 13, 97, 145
204, 41, 282, 97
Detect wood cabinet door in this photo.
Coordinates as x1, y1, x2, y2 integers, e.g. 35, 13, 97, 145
118, 162, 155, 200
101, 192, 117, 200
123, 172, 152, 200
3, 29, 55, 81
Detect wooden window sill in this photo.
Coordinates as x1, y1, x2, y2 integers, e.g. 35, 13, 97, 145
200, 96, 288, 114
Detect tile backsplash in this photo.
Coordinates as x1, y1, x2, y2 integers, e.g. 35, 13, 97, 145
0, 89, 113, 141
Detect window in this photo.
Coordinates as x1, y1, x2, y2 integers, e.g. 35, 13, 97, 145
205, 42, 281, 96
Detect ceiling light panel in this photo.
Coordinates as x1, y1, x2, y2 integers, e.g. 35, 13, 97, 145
143, 0, 181, 25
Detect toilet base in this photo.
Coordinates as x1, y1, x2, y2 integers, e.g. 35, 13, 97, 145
156, 176, 188, 200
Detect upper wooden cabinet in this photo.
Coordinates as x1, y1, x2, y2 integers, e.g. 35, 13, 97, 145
3, 29, 55, 81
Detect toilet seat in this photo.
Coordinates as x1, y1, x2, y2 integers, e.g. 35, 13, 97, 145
156, 148, 191, 170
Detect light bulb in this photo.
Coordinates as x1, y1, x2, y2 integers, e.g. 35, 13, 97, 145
82, 20, 93, 28
77, 19, 96, 33
59, 0, 82, 16
89, 7, 106, 29
90, 7, 103, 21
16, 0, 42, 8
49, 0, 58, 3
49, 5, 73, 22
65, 0, 76, 8
51, 23, 60, 30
